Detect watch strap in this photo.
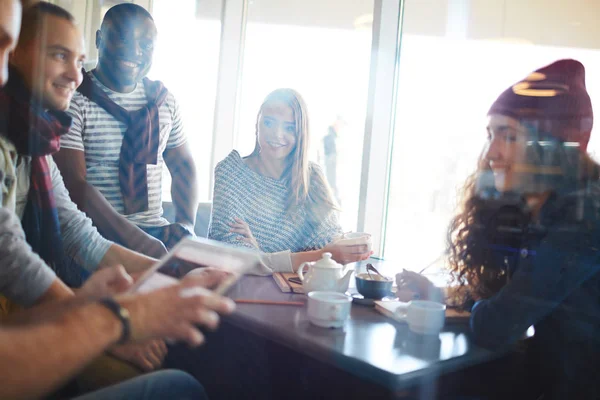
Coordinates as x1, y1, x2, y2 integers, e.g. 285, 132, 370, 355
98, 298, 131, 345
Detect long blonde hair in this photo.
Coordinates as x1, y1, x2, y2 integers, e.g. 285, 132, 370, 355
250, 88, 338, 219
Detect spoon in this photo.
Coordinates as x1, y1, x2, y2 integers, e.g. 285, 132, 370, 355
366, 263, 388, 281
367, 265, 374, 280
418, 250, 448, 274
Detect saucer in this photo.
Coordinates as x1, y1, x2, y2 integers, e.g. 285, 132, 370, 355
351, 292, 396, 306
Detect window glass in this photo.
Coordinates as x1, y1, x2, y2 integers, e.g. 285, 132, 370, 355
385, 0, 600, 273
236, 0, 374, 231
150, 0, 221, 201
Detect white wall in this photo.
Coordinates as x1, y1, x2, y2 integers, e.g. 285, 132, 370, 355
403, 0, 600, 49
50, 0, 600, 54
469, 0, 600, 49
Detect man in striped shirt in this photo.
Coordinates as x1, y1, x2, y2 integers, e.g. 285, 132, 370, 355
54, 3, 198, 258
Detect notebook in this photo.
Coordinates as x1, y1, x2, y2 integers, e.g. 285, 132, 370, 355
273, 272, 304, 294
374, 300, 470, 323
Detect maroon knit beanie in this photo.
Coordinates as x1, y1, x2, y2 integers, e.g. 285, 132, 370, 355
488, 59, 593, 150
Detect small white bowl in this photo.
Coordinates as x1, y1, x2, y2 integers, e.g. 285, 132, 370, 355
307, 291, 352, 328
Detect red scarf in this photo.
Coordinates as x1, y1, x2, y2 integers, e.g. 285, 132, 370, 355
0, 67, 72, 278
77, 70, 168, 214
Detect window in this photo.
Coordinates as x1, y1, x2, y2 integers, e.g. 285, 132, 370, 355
235, 0, 374, 231
384, 0, 600, 272
151, 0, 222, 201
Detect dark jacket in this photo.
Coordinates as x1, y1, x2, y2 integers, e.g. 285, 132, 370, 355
470, 184, 600, 399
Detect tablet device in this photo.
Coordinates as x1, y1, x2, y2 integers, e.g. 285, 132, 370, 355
129, 237, 261, 295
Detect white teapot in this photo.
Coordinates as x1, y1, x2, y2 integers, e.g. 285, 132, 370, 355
297, 252, 353, 293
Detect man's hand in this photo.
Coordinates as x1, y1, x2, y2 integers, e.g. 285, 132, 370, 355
77, 265, 133, 299
117, 275, 236, 346
168, 222, 195, 238
133, 235, 168, 259
108, 340, 168, 372
186, 267, 233, 290
160, 223, 195, 250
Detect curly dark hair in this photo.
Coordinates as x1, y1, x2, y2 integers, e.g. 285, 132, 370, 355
446, 150, 600, 306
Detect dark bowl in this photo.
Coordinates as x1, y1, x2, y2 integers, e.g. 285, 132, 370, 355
355, 273, 394, 299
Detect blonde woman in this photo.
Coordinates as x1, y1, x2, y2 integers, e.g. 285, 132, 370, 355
209, 89, 371, 274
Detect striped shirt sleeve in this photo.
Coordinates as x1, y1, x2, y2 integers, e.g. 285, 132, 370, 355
62, 94, 86, 151
165, 94, 186, 150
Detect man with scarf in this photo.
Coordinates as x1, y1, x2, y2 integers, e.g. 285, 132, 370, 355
0, 1, 176, 386
0, 2, 237, 400
54, 3, 198, 257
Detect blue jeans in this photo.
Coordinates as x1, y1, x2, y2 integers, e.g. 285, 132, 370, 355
141, 223, 193, 250
72, 370, 207, 400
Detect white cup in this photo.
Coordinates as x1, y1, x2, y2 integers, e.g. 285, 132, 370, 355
336, 232, 371, 246
307, 291, 352, 328
395, 300, 446, 335
335, 232, 372, 257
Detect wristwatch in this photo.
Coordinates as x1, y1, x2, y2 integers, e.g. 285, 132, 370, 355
98, 298, 131, 344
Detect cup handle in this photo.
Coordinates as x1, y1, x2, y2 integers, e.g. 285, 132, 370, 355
394, 303, 410, 321
330, 304, 341, 320
297, 262, 310, 282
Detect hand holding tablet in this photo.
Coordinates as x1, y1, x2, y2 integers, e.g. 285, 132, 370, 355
129, 237, 261, 295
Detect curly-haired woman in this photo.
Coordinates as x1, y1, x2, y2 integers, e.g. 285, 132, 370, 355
397, 59, 600, 399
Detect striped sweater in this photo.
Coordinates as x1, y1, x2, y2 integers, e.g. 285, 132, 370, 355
209, 150, 342, 254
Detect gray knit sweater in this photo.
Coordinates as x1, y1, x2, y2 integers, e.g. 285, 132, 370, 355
209, 150, 342, 257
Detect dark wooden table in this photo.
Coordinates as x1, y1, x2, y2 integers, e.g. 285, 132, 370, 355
166, 260, 520, 399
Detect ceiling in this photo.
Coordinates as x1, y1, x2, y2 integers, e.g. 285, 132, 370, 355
51, 0, 600, 52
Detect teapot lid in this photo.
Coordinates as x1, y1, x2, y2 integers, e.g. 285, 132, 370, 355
314, 252, 342, 268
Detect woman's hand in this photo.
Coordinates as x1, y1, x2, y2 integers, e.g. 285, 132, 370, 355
229, 218, 260, 249
323, 241, 372, 265
395, 269, 443, 302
